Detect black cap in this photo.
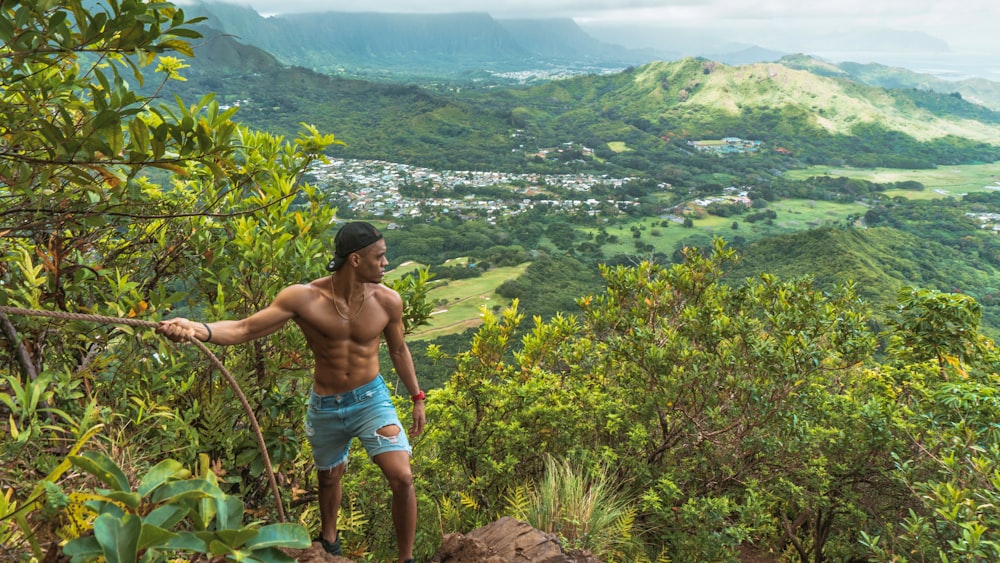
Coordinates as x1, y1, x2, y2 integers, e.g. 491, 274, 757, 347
326, 222, 384, 272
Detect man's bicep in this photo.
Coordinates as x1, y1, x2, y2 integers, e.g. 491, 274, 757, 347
242, 289, 301, 337
234, 307, 289, 340
383, 314, 407, 349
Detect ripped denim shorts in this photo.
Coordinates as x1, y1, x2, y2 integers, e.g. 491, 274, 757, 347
304, 374, 411, 471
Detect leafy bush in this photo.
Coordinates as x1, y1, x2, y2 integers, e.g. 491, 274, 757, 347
61, 451, 310, 562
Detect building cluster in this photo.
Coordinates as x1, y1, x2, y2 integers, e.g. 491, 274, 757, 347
967, 212, 1000, 233
309, 158, 639, 222
688, 137, 762, 155
676, 186, 754, 217
963, 184, 1000, 231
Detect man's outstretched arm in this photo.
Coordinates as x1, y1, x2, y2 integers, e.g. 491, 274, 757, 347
158, 284, 305, 345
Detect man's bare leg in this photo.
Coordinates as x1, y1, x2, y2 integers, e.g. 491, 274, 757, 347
317, 463, 346, 547
373, 430, 416, 563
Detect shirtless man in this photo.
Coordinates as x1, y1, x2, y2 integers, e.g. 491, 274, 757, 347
158, 221, 425, 563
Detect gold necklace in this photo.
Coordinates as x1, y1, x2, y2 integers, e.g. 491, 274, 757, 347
333, 283, 367, 321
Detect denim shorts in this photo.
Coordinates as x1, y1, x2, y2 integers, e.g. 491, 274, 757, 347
304, 374, 411, 470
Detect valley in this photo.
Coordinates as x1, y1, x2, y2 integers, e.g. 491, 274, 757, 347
328, 155, 1000, 340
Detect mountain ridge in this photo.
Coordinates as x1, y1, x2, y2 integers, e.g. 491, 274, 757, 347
183, 1, 1000, 112
779, 55, 1000, 112
158, 41, 1000, 175
183, 2, 651, 78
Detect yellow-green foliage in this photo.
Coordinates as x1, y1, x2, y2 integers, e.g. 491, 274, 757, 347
421, 240, 892, 560
725, 226, 1000, 340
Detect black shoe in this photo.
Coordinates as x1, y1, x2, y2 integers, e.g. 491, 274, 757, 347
315, 533, 341, 556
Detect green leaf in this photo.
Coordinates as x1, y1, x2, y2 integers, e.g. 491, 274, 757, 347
154, 38, 195, 57
245, 547, 299, 563
195, 528, 259, 549
92, 109, 121, 132
243, 523, 311, 549
62, 535, 103, 559
143, 504, 190, 529
48, 10, 67, 30
0, 15, 13, 43
213, 495, 245, 531
102, 490, 142, 509
93, 513, 141, 563
151, 479, 224, 504
161, 530, 209, 553
69, 451, 131, 492
208, 539, 240, 557
167, 28, 203, 39
136, 522, 179, 552
138, 458, 186, 497
130, 118, 151, 151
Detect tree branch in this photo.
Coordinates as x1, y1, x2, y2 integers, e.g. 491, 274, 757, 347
0, 310, 38, 382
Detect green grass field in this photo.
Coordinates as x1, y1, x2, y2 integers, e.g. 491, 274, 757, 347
587, 163, 1000, 268
785, 162, 1000, 199
580, 198, 867, 259
384, 260, 428, 285
386, 261, 530, 340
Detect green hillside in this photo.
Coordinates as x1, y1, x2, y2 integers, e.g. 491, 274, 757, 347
725, 226, 1000, 338
161, 49, 1000, 175
381, 219, 1000, 343
496, 58, 1000, 144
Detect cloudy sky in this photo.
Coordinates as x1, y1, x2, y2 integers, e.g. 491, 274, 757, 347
205, 0, 999, 54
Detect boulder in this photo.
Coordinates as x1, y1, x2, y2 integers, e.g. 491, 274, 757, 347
431, 516, 601, 563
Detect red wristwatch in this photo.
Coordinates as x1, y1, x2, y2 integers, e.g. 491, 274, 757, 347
411, 390, 426, 402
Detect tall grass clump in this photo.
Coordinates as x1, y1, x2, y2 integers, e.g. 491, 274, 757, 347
507, 456, 652, 562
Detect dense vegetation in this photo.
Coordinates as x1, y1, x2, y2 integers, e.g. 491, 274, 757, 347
4, 2, 1000, 562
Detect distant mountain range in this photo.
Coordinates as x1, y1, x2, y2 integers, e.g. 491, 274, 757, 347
182, 2, 1000, 113
183, 2, 652, 80
778, 54, 1000, 112
155, 27, 1000, 177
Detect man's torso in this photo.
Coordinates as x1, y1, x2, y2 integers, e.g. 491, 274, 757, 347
291, 277, 391, 395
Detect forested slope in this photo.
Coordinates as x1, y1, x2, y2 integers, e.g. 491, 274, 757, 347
726, 226, 1000, 338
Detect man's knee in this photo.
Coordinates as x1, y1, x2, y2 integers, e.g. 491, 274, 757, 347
317, 463, 346, 487
387, 468, 414, 495
374, 439, 414, 494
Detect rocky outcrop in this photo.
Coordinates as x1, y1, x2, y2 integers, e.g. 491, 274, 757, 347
432, 517, 602, 563
282, 517, 602, 562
